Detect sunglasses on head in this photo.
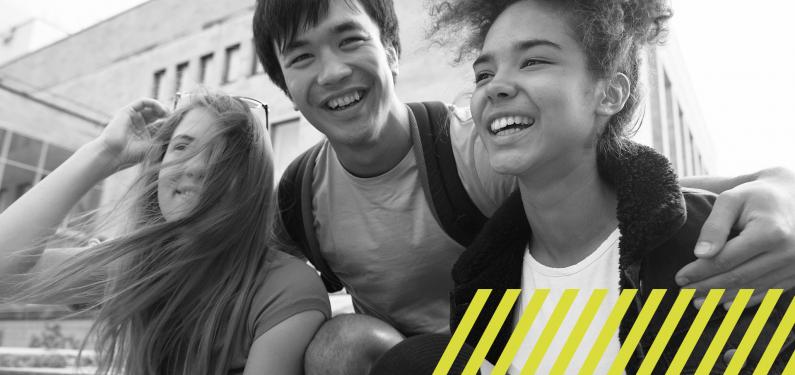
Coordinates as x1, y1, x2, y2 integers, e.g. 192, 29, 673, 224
172, 92, 270, 131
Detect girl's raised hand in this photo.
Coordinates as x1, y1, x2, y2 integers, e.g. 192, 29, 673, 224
98, 98, 169, 169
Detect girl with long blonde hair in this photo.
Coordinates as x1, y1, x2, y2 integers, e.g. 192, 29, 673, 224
0, 91, 330, 375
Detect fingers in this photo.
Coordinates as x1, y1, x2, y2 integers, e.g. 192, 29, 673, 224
118, 98, 169, 139
130, 98, 169, 116
693, 287, 780, 311
692, 191, 744, 258
685, 257, 794, 307
676, 221, 769, 287
126, 98, 169, 130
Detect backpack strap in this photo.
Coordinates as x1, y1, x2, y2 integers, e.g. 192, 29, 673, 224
277, 141, 344, 292
278, 102, 487, 292
407, 102, 488, 247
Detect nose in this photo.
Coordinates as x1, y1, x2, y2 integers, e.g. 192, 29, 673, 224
485, 74, 518, 102
182, 153, 207, 180
317, 52, 353, 86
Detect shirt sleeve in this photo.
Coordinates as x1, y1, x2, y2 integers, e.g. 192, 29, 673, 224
249, 251, 332, 341
448, 104, 518, 217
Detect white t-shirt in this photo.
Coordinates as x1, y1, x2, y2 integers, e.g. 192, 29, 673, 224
483, 228, 623, 374
311, 106, 516, 335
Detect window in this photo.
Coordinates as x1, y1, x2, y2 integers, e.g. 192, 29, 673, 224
251, 40, 264, 76
689, 131, 696, 175
678, 109, 691, 176
175, 61, 189, 93
152, 69, 166, 99
7, 134, 42, 166
270, 118, 323, 180
223, 44, 241, 84
0, 131, 101, 231
0, 164, 36, 212
663, 74, 678, 173
199, 53, 214, 84
44, 145, 72, 172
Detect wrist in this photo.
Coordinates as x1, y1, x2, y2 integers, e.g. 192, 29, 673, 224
79, 139, 127, 177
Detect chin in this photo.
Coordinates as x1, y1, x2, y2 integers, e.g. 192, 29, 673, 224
489, 154, 535, 176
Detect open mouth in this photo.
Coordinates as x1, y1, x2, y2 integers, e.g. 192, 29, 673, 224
325, 90, 365, 111
174, 189, 197, 199
489, 116, 535, 136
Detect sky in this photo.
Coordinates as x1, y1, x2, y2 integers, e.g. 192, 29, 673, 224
1, 0, 793, 175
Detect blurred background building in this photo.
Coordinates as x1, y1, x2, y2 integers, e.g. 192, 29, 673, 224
0, 18, 68, 65
0, 0, 712, 354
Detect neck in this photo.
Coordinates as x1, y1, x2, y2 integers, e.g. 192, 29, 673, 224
519, 155, 618, 267
331, 98, 411, 177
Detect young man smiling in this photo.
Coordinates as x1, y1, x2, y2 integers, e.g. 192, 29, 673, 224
253, 0, 795, 373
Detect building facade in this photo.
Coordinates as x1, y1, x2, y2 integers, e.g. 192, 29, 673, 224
636, 35, 714, 177
0, 19, 68, 65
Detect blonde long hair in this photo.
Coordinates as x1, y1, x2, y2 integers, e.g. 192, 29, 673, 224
19, 91, 275, 374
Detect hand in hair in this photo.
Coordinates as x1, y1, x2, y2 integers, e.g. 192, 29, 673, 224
100, 98, 169, 170
0, 97, 165, 295
676, 167, 795, 307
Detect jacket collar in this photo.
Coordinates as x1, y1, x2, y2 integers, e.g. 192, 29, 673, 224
452, 142, 687, 286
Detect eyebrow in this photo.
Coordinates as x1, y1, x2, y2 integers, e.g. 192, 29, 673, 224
280, 21, 366, 55
473, 39, 562, 67
281, 39, 308, 56
170, 135, 195, 143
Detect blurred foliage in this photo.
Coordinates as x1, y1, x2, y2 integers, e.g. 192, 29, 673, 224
0, 350, 96, 368
28, 324, 80, 350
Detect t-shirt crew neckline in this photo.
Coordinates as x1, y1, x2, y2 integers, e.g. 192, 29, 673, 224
335, 145, 416, 187
526, 228, 621, 277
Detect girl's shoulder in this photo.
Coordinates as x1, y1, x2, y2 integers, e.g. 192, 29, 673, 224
247, 250, 331, 339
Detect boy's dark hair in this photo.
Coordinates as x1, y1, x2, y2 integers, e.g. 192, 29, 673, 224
429, 0, 672, 156
253, 0, 402, 98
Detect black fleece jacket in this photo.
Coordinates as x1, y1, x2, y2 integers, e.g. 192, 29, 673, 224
450, 142, 794, 374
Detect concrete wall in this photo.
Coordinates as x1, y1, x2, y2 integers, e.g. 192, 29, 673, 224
0, 85, 100, 150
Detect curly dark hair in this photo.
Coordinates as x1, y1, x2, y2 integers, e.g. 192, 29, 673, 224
429, 0, 672, 155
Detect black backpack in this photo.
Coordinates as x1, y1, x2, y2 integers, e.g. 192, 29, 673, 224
276, 102, 487, 292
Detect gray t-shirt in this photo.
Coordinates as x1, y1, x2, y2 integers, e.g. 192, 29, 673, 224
229, 250, 331, 372
311, 105, 515, 335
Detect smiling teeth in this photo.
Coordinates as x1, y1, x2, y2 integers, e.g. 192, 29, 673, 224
176, 190, 196, 198
327, 91, 362, 109
490, 116, 534, 134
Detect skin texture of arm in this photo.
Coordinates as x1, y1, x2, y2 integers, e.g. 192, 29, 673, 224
0, 140, 117, 299
243, 310, 326, 375
678, 167, 795, 305
0, 98, 168, 300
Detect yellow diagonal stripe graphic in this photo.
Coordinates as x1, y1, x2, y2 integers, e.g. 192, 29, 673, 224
725, 289, 782, 375
579, 289, 637, 375
520, 289, 579, 374
434, 289, 491, 375
493, 289, 550, 375
695, 289, 754, 375
754, 295, 795, 375
784, 337, 795, 375
609, 289, 666, 374
463, 290, 521, 375
637, 289, 695, 374
550, 289, 608, 374
665, 289, 725, 375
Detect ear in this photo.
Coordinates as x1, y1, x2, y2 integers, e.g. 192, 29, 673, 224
385, 45, 399, 78
596, 72, 631, 116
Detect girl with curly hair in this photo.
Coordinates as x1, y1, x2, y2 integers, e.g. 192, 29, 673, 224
0, 91, 330, 375
371, 1, 793, 373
